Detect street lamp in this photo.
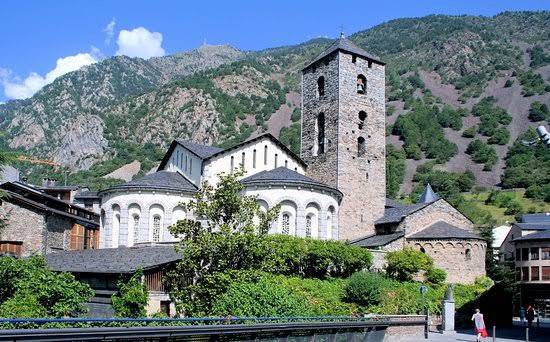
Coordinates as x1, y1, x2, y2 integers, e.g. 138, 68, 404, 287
419, 285, 429, 339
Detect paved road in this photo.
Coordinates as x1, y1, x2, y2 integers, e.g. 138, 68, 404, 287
397, 327, 550, 341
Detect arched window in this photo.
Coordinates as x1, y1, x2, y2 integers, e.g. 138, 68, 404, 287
282, 214, 290, 235
230, 156, 234, 172
253, 149, 257, 168
284, 160, 288, 168
111, 204, 121, 248
305, 215, 312, 237
358, 111, 367, 129
264, 145, 268, 165
420, 247, 426, 253
326, 206, 335, 239
357, 137, 366, 157
274, 154, 278, 168
132, 214, 140, 244
152, 215, 161, 242
357, 74, 366, 94
465, 249, 471, 261
317, 76, 325, 97
315, 112, 325, 155
241, 152, 245, 171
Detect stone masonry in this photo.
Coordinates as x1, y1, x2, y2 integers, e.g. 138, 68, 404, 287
400, 199, 474, 236
301, 48, 385, 240
0, 201, 45, 256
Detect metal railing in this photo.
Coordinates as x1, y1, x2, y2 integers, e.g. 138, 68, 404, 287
0, 315, 427, 341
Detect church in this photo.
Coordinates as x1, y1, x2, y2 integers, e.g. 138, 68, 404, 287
96, 36, 486, 284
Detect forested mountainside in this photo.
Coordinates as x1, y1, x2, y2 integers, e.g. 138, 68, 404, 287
0, 11, 549, 200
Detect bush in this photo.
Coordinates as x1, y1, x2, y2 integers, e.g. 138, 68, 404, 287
386, 144, 406, 198
466, 140, 498, 170
279, 123, 301, 154
212, 274, 312, 317
290, 108, 301, 122
462, 126, 477, 138
518, 70, 550, 96
112, 270, 149, 318
528, 101, 549, 122
267, 235, 372, 278
487, 128, 510, 145
425, 267, 447, 285
385, 249, 433, 281
344, 272, 394, 306
504, 79, 513, 88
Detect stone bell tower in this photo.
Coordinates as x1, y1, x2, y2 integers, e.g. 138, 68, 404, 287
300, 35, 386, 240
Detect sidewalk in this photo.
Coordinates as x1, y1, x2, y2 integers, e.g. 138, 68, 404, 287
397, 326, 550, 341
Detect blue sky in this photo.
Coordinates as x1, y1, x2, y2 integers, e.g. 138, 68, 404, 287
1, 0, 549, 102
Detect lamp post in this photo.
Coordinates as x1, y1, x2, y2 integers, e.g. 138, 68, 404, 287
420, 285, 429, 339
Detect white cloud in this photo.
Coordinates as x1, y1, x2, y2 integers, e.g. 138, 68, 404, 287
116, 27, 165, 59
103, 18, 116, 45
1, 52, 97, 100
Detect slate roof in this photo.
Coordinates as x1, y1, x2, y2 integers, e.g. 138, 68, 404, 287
241, 167, 342, 198
350, 231, 405, 248
46, 245, 182, 274
408, 221, 483, 240
513, 222, 550, 231
103, 171, 197, 193
175, 140, 224, 159
513, 230, 550, 242
375, 202, 431, 225
419, 184, 440, 203
74, 190, 99, 199
385, 198, 404, 208
303, 36, 384, 70
520, 213, 550, 223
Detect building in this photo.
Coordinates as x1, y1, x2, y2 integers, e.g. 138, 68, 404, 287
0, 181, 100, 256
53, 36, 484, 291
500, 213, 550, 261
508, 213, 550, 318
46, 245, 181, 316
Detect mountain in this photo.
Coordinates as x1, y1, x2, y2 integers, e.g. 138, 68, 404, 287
0, 11, 549, 197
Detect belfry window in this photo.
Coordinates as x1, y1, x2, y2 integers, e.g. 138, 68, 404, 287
132, 214, 140, 244
241, 152, 245, 170
230, 156, 234, 172
357, 74, 366, 94
357, 137, 366, 157
317, 76, 325, 97
253, 149, 257, 168
305, 215, 312, 237
358, 111, 367, 129
152, 215, 161, 243
315, 112, 325, 155
465, 249, 471, 261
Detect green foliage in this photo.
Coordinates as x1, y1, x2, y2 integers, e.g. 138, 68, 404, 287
111, 270, 148, 318
501, 129, 550, 200
0, 256, 93, 318
425, 267, 447, 285
529, 46, 550, 68
472, 97, 512, 138
487, 128, 510, 145
462, 126, 477, 138
279, 123, 301, 155
385, 248, 433, 281
437, 105, 465, 131
386, 144, 406, 198
528, 101, 549, 122
504, 79, 513, 88
212, 274, 312, 317
393, 100, 458, 163
290, 108, 301, 122
466, 139, 498, 170
411, 163, 475, 201
518, 70, 550, 96
344, 272, 394, 306
266, 234, 372, 279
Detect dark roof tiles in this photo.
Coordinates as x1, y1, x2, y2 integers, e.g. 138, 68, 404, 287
408, 221, 482, 240
175, 139, 224, 159
513, 230, 550, 242
304, 36, 383, 70
350, 231, 405, 248
513, 222, 550, 231
375, 202, 431, 225
46, 245, 182, 274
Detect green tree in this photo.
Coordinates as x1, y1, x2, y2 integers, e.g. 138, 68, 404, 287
386, 144, 406, 198
385, 248, 433, 281
167, 168, 280, 315
528, 101, 549, 122
344, 272, 394, 306
111, 270, 149, 318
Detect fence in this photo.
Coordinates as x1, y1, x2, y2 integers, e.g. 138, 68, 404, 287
0, 315, 427, 341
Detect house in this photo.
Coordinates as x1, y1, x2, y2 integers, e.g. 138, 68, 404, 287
0, 181, 100, 256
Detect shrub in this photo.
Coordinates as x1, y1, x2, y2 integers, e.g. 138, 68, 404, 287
462, 126, 477, 138
112, 270, 149, 318
290, 107, 301, 122
385, 249, 433, 281
487, 128, 510, 145
437, 105, 463, 131
518, 70, 550, 96
344, 272, 394, 306
386, 144, 406, 198
529, 46, 550, 68
425, 267, 447, 285
504, 79, 513, 88
212, 274, 312, 317
466, 140, 498, 170
279, 123, 301, 154
528, 101, 549, 122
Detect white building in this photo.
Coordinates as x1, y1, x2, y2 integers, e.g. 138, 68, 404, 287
99, 134, 342, 248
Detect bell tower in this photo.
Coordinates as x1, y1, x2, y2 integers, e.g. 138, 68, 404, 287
300, 36, 386, 240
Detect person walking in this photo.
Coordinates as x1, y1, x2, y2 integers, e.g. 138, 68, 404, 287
526, 304, 535, 328
519, 306, 526, 325
471, 308, 488, 342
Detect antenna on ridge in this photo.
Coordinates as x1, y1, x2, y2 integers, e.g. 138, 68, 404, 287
339, 25, 345, 39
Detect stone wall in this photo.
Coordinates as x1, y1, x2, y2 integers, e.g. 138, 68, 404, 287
407, 239, 486, 284
45, 214, 73, 253
301, 49, 386, 241
400, 199, 474, 237
0, 201, 45, 256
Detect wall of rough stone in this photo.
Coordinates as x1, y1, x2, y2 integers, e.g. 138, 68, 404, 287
407, 239, 486, 284
301, 50, 386, 241
45, 214, 73, 253
0, 201, 45, 256
400, 200, 474, 237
